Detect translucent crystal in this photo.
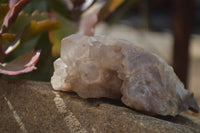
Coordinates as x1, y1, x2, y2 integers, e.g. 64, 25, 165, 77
51, 34, 200, 116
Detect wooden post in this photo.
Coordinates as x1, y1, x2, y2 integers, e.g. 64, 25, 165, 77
173, 0, 194, 88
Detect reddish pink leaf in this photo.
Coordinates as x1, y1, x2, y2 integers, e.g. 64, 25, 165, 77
0, 0, 31, 34
9, 0, 19, 8
78, 9, 99, 36
78, 0, 125, 36
0, 50, 40, 75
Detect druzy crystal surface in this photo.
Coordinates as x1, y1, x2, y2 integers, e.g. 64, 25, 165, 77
51, 34, 199, 116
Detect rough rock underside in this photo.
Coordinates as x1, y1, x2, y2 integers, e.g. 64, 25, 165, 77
51, 34, 200, 116
1, 79, 200, 133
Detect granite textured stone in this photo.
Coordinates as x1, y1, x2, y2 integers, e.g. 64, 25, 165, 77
1, 79, 200, 133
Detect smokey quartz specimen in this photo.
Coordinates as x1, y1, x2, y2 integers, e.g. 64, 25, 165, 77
51, 34, 200, 116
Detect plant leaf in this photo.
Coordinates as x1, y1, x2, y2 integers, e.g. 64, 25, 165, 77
4, 12, 62, 61
49, 0, 71, 19
0, 33, 16, 46
21, 20, 62, 43
80, 0, 96, 11
98, 0, 125, 21
78, 0, 125, 36
0, 0, 31, 34
11, 10, 49, 34
78, 9, 99, 36
0, 4, 9, 24
0, 33, 16, 61
0, 50, 40, 75
49, 11, 77, 57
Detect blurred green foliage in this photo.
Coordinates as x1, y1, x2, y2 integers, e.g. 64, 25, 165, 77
0, 0, 125, 81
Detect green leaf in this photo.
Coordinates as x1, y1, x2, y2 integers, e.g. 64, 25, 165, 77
0, 33, 16, 61
5, 35, 40, 63
6, 11, 62, 61
11, 10, 49, 34
49, 11, 77, 57
0, 4, 9, 24
21, 20, 62, 43
108, 0, 139, 24
49, 0, 71, 19
23, 0, 49, 13
0, 33, 16, 46
7, 33, 56, 81
23, 0, 71, 19
98, 0, 125, 21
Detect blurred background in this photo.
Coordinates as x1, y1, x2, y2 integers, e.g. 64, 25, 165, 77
0, 0, 200, 103
96, 0, 200, 102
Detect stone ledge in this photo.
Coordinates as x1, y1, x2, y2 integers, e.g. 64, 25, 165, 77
0, 79, 200, 133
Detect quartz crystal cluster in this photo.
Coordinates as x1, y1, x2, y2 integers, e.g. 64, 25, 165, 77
51, 34, 200, 116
